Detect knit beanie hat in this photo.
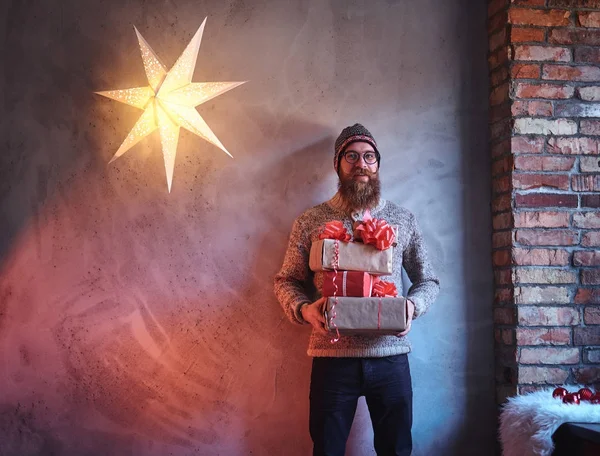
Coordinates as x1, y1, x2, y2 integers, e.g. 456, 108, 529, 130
333, 123, 379, 172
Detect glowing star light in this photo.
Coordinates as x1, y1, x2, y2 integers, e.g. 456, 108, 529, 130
96, 18, 246, 192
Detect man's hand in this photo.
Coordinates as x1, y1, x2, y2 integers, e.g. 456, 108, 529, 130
397, 299, 415, 337
301, 297, 328, 335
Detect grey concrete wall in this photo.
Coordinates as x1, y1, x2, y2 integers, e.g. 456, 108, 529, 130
0, 0, 494, 454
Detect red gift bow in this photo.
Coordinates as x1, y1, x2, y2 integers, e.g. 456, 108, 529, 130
372, 280, 398, 298
355, 219, 396, 250
319, 221, 351, 242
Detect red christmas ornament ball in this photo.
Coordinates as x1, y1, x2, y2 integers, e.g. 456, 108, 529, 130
553, 387, 568, 399
590, 393, 600, 405
563, 393, 580, 405
578, 388, 594, 401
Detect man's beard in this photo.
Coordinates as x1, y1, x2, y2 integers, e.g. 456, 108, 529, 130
337, 169, 381, 211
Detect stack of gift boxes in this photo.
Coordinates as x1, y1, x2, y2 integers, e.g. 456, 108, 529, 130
309, 218, 407, 341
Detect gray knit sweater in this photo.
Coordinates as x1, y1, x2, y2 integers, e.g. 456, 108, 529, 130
274, 194, 440, 357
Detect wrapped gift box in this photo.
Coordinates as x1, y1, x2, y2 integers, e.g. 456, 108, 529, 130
309, 239, 393, 275
323, 296, 407, 335
322, 271, 376, 297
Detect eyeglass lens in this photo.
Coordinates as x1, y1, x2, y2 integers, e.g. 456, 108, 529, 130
344, 152, 378, 164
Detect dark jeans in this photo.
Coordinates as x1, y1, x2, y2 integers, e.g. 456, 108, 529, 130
309, 354, 413, 456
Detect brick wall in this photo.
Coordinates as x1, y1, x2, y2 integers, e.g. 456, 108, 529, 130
489, 0, 600, 403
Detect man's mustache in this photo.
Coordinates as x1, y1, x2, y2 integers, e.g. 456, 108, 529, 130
353, 170, 376, 177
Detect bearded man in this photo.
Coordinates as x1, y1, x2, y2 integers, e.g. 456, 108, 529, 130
274, 124, 440, 456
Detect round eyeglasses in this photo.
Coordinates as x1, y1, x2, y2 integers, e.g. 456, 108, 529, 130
342, 151, 379, 165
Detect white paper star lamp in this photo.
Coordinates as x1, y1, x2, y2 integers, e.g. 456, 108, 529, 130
96, 18, 246, 192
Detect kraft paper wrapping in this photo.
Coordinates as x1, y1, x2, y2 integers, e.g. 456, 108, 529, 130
309, 239, 393, 275
323, 297, 407, 334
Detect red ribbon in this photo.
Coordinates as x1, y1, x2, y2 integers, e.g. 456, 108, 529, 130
316, 221, 348, 343
372, 280, 398, 298
328, 240, 341, 343
319, 221, 351, 242
373, 279, 398, 330
355, 219, 395, 250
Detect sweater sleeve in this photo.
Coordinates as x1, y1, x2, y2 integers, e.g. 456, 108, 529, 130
403, 212, 440, 319
274, 217, 313, 325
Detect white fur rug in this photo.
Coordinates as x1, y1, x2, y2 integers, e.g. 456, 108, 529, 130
499, 388, 600, 456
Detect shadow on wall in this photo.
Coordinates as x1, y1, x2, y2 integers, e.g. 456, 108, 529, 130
0, 4, 331, 454
450, 2, 496, 455
0, 81, 335, 455
43, 131, 333, 455
0, 3, 110, 268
